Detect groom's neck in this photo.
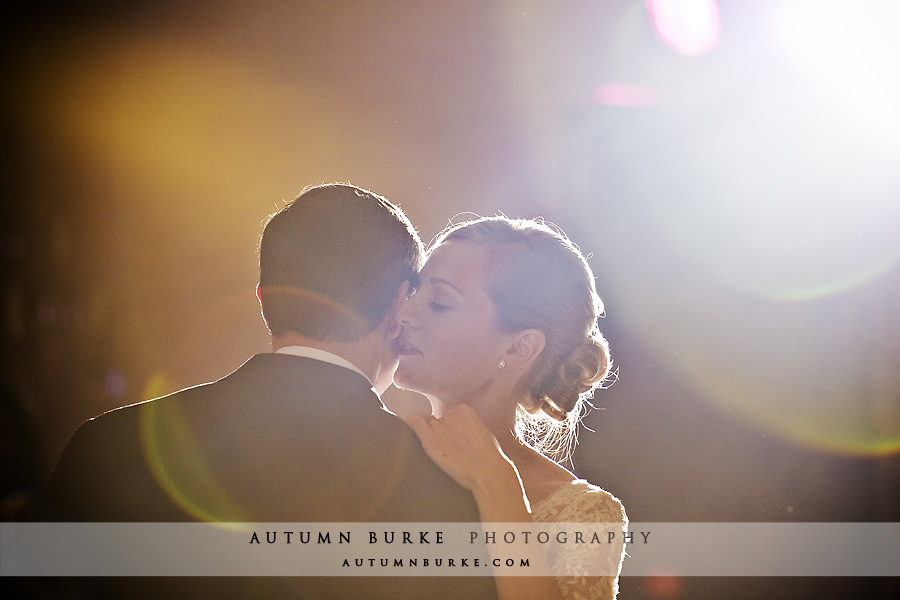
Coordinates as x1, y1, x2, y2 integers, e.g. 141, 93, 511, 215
271, 331, 385, 391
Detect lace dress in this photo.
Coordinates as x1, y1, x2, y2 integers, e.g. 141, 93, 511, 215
531, 479, 627, 600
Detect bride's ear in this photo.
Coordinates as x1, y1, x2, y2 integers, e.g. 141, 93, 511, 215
503, 329, 546, 370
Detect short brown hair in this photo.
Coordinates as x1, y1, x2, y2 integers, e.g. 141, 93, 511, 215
259, 183, 423, 341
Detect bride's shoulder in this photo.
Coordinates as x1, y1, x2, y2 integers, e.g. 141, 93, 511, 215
532, 479, 627, 525
518, 449, 577, 502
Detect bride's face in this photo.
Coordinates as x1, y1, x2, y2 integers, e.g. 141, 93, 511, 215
393, 240, 512, 403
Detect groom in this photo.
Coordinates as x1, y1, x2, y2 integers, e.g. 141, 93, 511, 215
34, 183, 495, 598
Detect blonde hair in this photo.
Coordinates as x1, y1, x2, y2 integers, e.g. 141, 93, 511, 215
433, 216, 614, 462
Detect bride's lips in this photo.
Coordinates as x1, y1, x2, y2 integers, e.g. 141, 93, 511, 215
393, 336, 421, 356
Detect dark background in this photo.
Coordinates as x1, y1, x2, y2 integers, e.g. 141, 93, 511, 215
3, 1, 898, 598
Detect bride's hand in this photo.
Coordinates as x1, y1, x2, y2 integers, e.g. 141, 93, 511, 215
407, 406, 562, 600
404, 404, 519, 495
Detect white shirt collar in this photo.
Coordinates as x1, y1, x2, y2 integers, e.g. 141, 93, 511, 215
274, 346, 373, 388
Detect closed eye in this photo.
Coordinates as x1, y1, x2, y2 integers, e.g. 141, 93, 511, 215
429, 301, 450, 312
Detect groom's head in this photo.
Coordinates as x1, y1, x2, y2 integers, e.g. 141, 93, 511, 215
258, 183, 423, 342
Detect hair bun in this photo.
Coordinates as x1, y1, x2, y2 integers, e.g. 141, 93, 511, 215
540, 333, 611, 420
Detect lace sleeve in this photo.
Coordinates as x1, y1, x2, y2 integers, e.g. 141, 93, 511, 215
532, 480, 628, 600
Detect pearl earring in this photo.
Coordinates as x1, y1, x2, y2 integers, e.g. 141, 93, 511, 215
499, 360, 506, 369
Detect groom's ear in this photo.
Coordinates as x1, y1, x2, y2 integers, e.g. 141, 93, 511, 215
256, 283, 270, 328
503, 329, 546, 370
382, 280, 411, 340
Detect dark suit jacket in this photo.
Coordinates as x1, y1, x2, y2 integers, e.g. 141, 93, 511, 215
31, 354, 497, 599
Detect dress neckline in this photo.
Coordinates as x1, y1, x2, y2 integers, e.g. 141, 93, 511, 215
532, 478, 589, 512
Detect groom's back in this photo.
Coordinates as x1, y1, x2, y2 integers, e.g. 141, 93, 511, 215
33, 354, 496, 598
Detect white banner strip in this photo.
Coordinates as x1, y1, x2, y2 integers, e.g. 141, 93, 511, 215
2, 522, 898, 577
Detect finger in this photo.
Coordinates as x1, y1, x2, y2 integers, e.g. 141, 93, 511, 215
404, 413, 438, 444
440, 405, 490, 436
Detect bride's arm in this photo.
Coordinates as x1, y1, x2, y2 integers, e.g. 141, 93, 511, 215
405, 404, 565, 600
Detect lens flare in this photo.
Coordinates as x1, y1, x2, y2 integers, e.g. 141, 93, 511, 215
138, 388, 252, 522
647, 0, 721, 57
604, 239, 900, 458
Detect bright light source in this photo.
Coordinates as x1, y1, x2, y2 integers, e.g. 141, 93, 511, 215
771, 0, 900, 149
646, 0, 721, 56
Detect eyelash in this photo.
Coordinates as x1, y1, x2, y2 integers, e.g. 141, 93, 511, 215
429, 301, 450, 312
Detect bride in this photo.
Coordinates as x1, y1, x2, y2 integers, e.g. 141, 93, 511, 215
393, 216, 627, 600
